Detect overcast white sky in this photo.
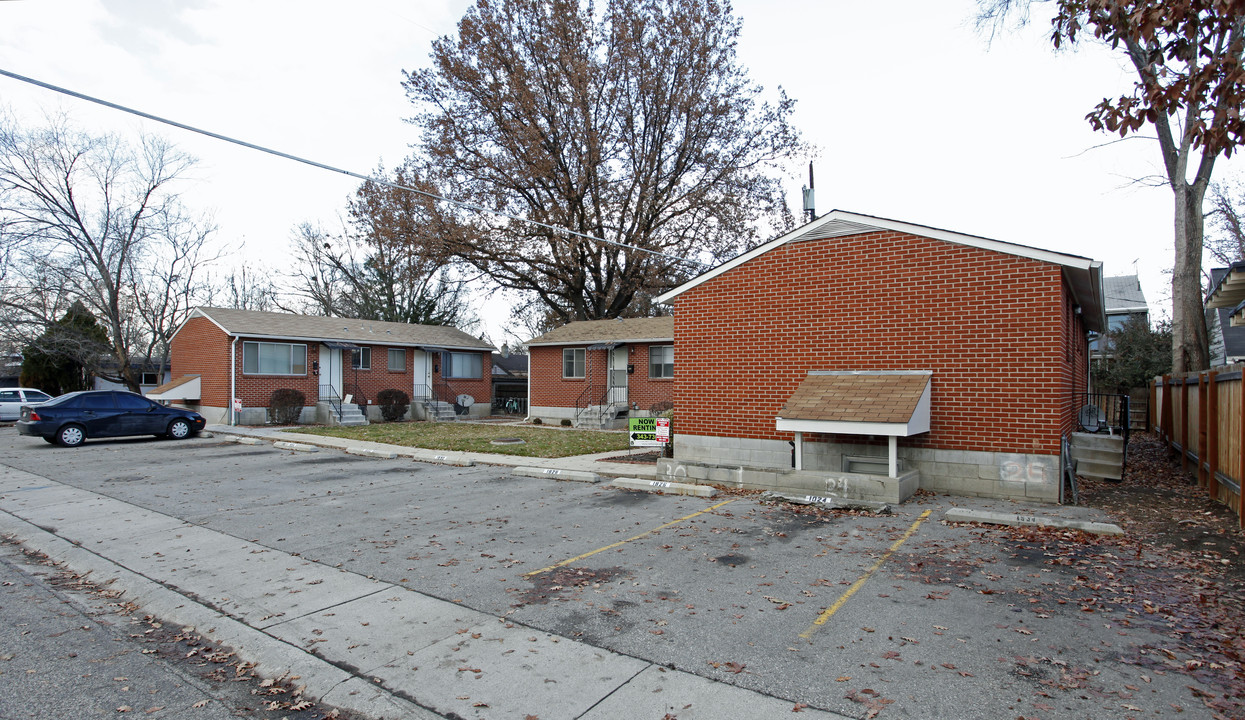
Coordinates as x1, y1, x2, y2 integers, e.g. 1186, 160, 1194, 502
0, 0, 1233, 342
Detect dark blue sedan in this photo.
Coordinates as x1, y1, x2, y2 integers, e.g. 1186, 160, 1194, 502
17, 390, 206, 447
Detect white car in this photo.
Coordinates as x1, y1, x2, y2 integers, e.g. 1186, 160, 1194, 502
0, 387, 53, 421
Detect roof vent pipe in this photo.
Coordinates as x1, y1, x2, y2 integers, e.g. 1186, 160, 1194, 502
801, 161, 816, 223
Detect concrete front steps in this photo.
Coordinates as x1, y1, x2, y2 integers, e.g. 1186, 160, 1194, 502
317, 401, 368, 427
425, 400, 458, 421
1070, 432, 1124, 481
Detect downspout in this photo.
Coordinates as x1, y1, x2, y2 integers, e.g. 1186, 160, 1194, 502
523, 349, 532, 423
230, 336, 238, 426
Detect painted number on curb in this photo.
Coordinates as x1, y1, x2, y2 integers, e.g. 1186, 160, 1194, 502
650, 481, 671, 488
434, 455, 448, 460
543, 469, 561, 475
804, 495, 833, 504
1014, 515, 1041, 524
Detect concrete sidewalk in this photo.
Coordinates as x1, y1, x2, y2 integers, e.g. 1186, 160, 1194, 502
0, 464, 838, 719
205, 423, 659, 481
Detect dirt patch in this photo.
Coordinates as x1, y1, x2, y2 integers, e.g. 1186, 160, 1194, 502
597, 450, 663, 464
515, 565, 629, 607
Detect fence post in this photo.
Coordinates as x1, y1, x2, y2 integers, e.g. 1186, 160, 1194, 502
1207, 371, 1219, 499
1240, 373, 1245, 530
1160, 374, 1173, 447
1181, 374, 1190, 472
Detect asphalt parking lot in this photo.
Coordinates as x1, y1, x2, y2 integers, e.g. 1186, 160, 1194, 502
0, 428, 1231, 719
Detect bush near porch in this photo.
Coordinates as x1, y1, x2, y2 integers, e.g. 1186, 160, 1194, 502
292, 422, 629, 458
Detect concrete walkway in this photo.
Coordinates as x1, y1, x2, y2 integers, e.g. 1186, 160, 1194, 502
0, 441, 838, 719
204, 423, 659, 481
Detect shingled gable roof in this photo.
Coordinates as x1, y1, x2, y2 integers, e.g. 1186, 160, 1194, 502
776, 370, 932, 437
526, 316, 674, 347
183, 307, 494, 351
654, 210, 1106, 333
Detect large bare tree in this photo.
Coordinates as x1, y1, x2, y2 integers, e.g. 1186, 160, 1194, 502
286, 162, 478, 329
0, 113, 217, 392
402, 0, 805, 324
979, 0, 1245, 373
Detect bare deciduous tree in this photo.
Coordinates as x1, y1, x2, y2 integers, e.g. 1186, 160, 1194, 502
287, 162, 478, 329
978, 0, 1245, 374
0, 113, 217, 391
402, 0, 806, 324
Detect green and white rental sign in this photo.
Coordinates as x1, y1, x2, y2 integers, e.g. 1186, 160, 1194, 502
629, 417, 671, 447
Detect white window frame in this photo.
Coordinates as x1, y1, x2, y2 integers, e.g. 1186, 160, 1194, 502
243, 341, 308, 376
388, 348, 406, 372
140, 372, 160, 385
649, 345, 674, 379
351, 347, 372, 370
445, 351, 482, 379
563, 348, 586, 379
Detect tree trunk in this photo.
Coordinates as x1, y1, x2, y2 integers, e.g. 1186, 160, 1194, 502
1172, 180, 1211, 373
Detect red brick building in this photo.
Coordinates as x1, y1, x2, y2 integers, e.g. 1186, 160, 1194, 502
152, 308, 493, 425
653, 211, 1104, 503
526, 317, 674, 427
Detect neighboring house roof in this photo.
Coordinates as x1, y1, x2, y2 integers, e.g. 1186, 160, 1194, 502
184, 307, 494, 352
1102, 275, 1149, 315
775, 370, 932, 437
1209, 267, 1245, 361
491, 352, 528, 378
1206, 261, 1245, 327
526, 317, 675, 347
655, 209, 1106, 333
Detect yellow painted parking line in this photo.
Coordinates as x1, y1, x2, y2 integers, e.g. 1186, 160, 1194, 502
523, 498, 738, 577
798, 509, 932, 640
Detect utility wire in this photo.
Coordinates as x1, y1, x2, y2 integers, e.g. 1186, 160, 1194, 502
0, 68, 707, 268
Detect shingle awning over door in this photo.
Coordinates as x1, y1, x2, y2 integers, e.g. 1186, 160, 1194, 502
775, 371, 932, 477
321, 340, 360, 350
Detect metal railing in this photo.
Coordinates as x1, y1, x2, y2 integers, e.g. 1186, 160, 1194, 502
415, 379, 471, 420
318, 384, 342, 421
1076, 392, 1130, 446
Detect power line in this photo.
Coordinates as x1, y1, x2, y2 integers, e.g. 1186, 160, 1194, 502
0, 68, 707, 269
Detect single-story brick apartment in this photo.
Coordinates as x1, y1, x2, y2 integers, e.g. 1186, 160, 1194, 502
151, 307, 494, 425
526, 317, 674, 427
653, 210, 1104, 503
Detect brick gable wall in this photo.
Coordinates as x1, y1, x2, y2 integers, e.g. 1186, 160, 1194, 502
673, 230, 1085, 456
170, 316, 231, 408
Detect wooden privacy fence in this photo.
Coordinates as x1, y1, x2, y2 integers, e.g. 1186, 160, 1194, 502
1152, 370, 1245, 527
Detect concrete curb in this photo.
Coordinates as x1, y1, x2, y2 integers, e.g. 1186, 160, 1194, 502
410, 449, 475, 467
943, 508, 1124, 535
513, 466, 600, 483
344, 447, 398, 459
273, 441, 319, 452
761, 491, 893, 514
0, 511, 440, 720
224, 436, 263, 446
612, 477, 717, 497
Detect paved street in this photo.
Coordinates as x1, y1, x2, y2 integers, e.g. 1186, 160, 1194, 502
0, 428, 1233, 719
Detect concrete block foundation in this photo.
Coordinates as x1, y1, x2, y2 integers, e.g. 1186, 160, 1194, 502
671, 433, 1061, 503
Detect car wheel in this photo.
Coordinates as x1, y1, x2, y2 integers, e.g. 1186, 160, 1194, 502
56, 424, 86, 448
166, 418, 191, 440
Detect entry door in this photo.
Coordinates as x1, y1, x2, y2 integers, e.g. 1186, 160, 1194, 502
410, 349, 431, 398
609, 346, 628, 405
319, 345, 343, 399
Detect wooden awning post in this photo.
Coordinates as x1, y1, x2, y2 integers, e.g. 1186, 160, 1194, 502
793, 431, 804, 471
888, 436, 898, 478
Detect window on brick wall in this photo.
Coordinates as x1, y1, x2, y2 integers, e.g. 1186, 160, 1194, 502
563, 348, 585, 379
445, 352, 481, 379
243, 342, 307, 375
351, 347, 371, 370
649, 345, 674, 378
388, 348, 406, 372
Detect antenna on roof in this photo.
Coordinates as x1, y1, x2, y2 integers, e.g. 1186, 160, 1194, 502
801, 161, 816, 223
